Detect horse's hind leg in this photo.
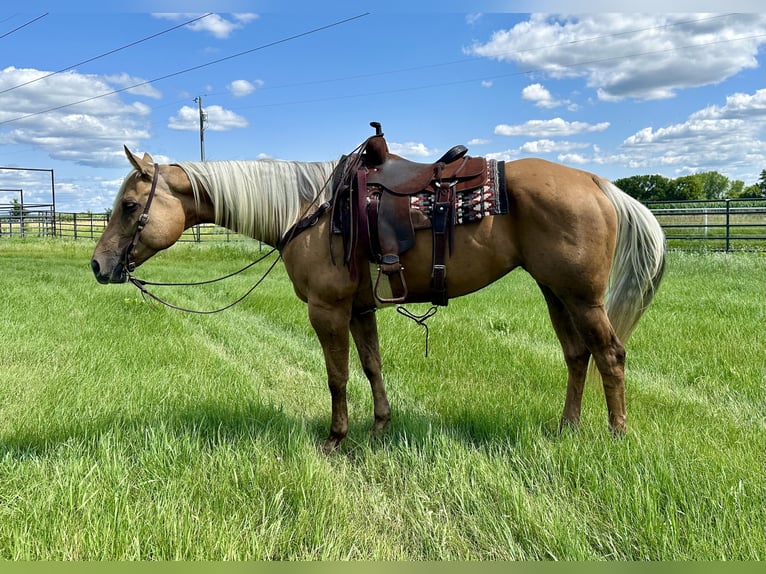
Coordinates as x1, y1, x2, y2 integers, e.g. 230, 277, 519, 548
538, 284, 591, 431
350, 310, 391, 437
565, 300, 627, 434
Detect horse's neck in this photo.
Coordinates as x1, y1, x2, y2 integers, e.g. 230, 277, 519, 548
175, 160, 337, 246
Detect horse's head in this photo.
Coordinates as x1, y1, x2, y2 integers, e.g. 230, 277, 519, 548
91, 147, 188, 284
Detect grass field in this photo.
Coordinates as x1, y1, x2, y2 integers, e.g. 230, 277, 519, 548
0, 239, 763, 560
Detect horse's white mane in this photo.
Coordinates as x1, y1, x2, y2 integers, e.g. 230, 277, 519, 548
175, 159, 338, 246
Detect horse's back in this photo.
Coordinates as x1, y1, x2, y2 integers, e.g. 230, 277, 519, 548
505, 157, 614, 210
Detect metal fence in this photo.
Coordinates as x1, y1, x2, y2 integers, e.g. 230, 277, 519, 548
0, 209, 255, 244
645, 197, 766, 251
2, 198, 766, 251
0, 204, 56, 238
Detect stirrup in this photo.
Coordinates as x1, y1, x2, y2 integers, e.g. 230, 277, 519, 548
374, 264, 408, 304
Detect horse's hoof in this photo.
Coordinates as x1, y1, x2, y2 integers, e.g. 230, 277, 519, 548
610, 425, 628, 438
558, 418, 580, 434
320, 437, 341, 454
369, 428, 389, 447
609, 416, 628, 437
371, 417, 391, 438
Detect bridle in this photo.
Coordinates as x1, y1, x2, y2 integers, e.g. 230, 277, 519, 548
121, 163, 280, 315
124, 164, 160, 274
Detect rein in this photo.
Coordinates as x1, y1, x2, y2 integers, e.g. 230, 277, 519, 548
123, 163, 281, 315
127, 249, 281, 315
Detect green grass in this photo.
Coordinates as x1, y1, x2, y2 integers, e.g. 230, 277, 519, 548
0, 239, 763, 559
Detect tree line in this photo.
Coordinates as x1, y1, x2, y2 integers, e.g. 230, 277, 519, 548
613, 169, 766, 202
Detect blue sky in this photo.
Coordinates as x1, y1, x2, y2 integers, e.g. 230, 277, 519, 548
1, 1, 765, 212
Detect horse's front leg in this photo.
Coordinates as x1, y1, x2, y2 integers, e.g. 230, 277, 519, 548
350, 309, 391, 437
308, 299, 352, 453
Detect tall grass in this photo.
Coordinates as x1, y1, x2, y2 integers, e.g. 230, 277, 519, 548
0, 239, 763, 559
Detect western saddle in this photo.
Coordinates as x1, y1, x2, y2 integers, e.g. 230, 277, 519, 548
330, 122, 494, 306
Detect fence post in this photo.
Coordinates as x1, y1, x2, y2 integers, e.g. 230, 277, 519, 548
725, 199, 731, 252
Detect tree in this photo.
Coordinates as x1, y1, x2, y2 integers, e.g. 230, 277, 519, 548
732, 184, 763, 199
728, 180, 745, 198
613, 174, 671, 201
696, 171, 730, 199
668, 175, 704, 200
614, 169, 766, 201
758, 170, 766, 196
732, 170, 766, 198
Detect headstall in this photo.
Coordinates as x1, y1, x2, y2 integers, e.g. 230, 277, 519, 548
124, 164, 160, 273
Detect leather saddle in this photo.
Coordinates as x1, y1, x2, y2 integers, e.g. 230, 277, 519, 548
332, 122, 493, 307
364, 122, 471, 196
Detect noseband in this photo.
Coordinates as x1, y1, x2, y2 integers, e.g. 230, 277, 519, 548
124, 164, 160, 273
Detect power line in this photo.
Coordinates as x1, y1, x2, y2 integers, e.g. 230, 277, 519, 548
0, 13, 47, 40
0, 12, 369, 127
0, 13, 214, 95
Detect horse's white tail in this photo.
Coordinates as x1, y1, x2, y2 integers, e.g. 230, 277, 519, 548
595, 177, 666, 344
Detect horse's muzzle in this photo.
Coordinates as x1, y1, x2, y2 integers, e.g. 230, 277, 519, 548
91, 258, 127, 284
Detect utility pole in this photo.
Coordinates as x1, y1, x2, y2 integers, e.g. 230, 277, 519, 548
194, 96, 207, 161
192, 96, 208, 242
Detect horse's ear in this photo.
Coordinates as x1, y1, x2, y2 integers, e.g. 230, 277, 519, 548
124, 145, 155, 177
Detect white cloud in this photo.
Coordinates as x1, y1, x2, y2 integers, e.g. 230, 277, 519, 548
620, 88, 766, 180
153, 13, 258, 39
466, 13, 482, 26
467, 14, 766, 101
168, 104, 248, 131
515, 88, 766, 183
521, 83, 557, 108
486, 149, 521, 162
557, 153, 590, 165
0, 66, 153, 167
495, 117, 609, 137
233, 14, 259, 24
388, 141, 437, 157
228, 79, 264, 97
205, 106, 249, 131
468, 138, 491, 145
520, 139, 590, 154
167, 105, 201, 130
521, 82, 577, 110
481, 80, 493, 88
626, 89, 766, 145
103, 73, 162, 98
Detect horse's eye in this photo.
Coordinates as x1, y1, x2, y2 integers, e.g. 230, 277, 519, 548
122, 201, 139, 213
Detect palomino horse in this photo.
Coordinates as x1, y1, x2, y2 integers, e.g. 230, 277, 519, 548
91, 144, 665, 452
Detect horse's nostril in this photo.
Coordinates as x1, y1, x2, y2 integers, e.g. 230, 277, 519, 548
91, 259, 111, 284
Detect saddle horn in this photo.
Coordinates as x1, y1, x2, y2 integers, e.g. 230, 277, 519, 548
365, 121, 388, 166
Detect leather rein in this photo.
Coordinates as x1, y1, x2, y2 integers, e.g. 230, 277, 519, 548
123, 163, 280, 315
